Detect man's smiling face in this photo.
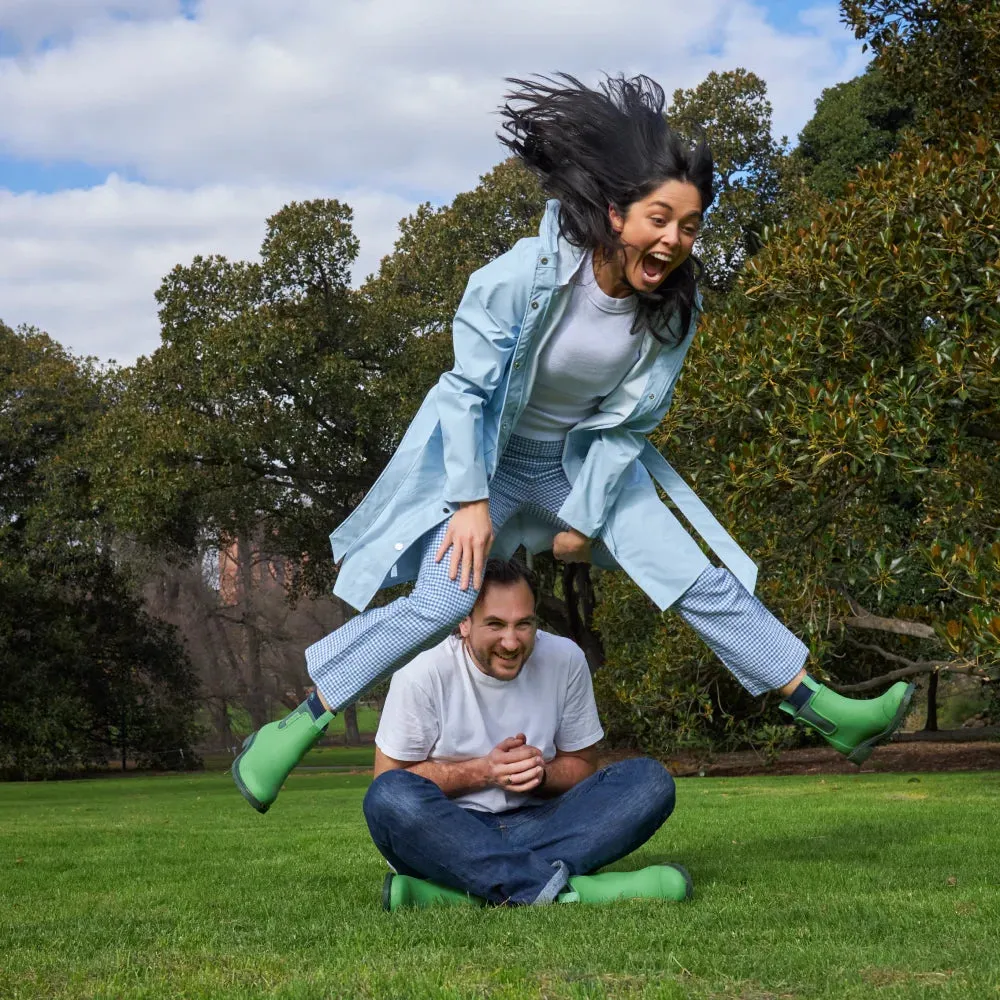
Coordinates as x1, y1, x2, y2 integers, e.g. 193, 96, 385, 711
459, 579, 538, 681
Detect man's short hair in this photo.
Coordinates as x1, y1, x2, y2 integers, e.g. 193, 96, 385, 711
475, 557, 537, 610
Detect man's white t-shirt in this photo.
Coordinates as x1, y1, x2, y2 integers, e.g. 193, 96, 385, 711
375, 631, 605, 814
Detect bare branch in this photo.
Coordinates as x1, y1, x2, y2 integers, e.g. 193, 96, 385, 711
828, 638, 990, 692
840, 593, 939, 640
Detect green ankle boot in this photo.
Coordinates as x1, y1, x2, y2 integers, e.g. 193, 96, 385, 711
382, 873, 485, 911
559, 863, 693, 904
232, 701, 334, 813
780, 677, 915, 765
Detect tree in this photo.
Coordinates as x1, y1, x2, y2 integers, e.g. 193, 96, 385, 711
0, 323, 200, 777
595, 131, 999, 752
139, 543, 353, 741
793, 67, 915, 198
89, 200, 399, 596
841, 0, 1000, 135
668, 69, 787, 296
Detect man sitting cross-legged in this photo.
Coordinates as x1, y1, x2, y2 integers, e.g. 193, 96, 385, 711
363, 556, 691, 910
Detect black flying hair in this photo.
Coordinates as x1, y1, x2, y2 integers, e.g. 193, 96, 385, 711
498, 73, 714, 344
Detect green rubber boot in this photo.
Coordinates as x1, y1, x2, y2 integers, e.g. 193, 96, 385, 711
559, 863, 693, 904
231, 700, 334, 813
779, 676, 915, 765
382, 873, 485, 911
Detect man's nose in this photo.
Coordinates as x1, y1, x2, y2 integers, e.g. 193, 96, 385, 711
499, 630, 520, 650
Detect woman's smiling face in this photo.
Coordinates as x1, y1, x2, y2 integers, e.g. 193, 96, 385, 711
599, 178, 703, 297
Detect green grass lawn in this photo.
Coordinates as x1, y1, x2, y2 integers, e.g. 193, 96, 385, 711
200, 745, 376, 773
1, 769, 998, 999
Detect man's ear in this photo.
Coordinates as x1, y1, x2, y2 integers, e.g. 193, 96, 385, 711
458, 616, 471, 639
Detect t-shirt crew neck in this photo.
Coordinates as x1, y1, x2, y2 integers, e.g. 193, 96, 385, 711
514, 252, 642, 441
583, 254, 640, 315
375, 632, 605, 814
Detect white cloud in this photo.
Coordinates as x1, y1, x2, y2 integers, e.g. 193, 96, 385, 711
0, 177, 416, 362
0, 0, 866, 362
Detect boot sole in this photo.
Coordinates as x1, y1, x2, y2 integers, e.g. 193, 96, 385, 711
231, 732, 270, 814
663, 862, 694, 901
382, 872, 395, 912
846, 682, 916, 766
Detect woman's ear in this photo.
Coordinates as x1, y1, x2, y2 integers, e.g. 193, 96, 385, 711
608, 203, 625, 234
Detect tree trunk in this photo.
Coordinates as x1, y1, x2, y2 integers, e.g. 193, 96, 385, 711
924, 671, 939, 732
343, 702, 361, 746
237, 534, 269, 731
121, 706, 128, 771
209, 697, 234, 748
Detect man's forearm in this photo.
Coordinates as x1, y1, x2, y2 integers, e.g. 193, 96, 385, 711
404, 757, 489, 798
536, 753, 597, 797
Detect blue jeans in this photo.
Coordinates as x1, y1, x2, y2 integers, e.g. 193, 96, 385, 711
362, 757, 676, 906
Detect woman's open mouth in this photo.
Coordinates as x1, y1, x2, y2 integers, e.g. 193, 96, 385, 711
640, 251, 671, 283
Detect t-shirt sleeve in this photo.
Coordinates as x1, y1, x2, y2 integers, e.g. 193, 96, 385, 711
554, 648, 604, 752
374, 665, 441, 762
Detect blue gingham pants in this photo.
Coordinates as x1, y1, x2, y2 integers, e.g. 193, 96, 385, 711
306, 436, 807, 711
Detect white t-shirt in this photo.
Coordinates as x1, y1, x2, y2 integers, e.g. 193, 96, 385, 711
514, 251, 641, 441
375, 631, 605, 813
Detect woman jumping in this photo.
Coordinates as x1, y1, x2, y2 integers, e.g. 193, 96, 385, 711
233, 73, 913, 814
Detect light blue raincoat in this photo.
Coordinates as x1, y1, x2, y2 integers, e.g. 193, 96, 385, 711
330, 201, 757, 612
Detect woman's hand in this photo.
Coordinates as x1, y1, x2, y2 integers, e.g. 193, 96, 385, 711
434, 499, 494, 591
552, 529, 592, 563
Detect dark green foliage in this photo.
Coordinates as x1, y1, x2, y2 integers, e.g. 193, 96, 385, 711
0, 324, 201, 778
841, 0, 1000, 136
88, 200, 398, 594
596, 131, 1000, 752
793, 67, 915, 198
668, 69, 787, 295
0, 553, 200, 778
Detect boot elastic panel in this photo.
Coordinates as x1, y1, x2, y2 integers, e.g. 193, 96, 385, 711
779, 698, 838, 736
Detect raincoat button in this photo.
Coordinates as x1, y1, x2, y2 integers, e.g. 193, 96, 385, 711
540, 257, 548, 264
513, 361, 521, 369
648, 393, 655, 400
531, 301, 539, 309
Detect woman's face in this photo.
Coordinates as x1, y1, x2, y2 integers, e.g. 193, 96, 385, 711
602, 178, 703, 297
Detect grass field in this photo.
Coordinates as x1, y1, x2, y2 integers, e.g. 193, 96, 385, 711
2, 768, 998, 999
200, 745, 377, 774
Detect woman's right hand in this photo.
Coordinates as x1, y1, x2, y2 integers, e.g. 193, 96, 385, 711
434, 499, 494, 591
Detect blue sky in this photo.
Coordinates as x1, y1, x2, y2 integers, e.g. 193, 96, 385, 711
0, 0, 867, 362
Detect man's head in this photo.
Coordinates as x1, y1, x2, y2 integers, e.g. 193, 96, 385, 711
458, 558, 538, 682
